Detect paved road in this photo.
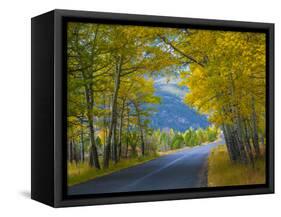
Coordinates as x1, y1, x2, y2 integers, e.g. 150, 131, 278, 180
68, 140, 223, 195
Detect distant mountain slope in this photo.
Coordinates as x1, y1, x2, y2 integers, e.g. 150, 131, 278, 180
149, 78, 209, 132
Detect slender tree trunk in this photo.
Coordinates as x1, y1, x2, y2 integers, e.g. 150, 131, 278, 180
104, 56, 123, 168
243, 119, 255, 167
125, 139, 129, 158
80, 118, 85, 162
229, 72, 248, 164
251, 96, 260, 156
260, 136, 265, 146
134, 102, 145, 156
222, 107, 241, 163
84, 83, 100, 169
111, 121, 118, 163
222, 124, 236, 162
118, 99, 126, 160
80, 143, 84, 162
236, 129, 247, 164
227, 125, 241, 162
234, 119, 248, 164
73, 140, 77, 164
88, 118, 101, 169
69, 140, 73, 163
125, 103, 130, 158
103, 94, 107, 155
131, 143, 137, 157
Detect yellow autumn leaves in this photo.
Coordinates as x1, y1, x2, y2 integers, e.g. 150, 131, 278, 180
180, 31, 265, 128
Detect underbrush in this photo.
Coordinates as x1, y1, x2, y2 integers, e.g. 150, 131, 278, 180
208, 145, 265, 187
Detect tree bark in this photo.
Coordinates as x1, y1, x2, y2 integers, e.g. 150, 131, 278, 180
227, 125, 241, 162
125, 103, 130, 158
234, 118, 248, 164
243, 119, 255, 167
69, 140, 73, 163
228, 72, 248, 164
80, 118, 85, 162
134, 101, 145, 156
222, 124, 236, 162
103, 94, 107, 155
117, 99, 126, 160
111, 120, 117, 163
103, 56, 123, 168
84, 83, 100, 169
87, 114, 101, 169
251, 96, 260, 156
73, 140, 77, 164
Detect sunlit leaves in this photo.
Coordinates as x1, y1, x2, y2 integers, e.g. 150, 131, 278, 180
180, 31, 266, 132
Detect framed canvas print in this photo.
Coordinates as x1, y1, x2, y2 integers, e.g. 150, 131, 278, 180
31, 9, 274, 207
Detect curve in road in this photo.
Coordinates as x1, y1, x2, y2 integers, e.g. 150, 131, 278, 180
68, 139, 223, 195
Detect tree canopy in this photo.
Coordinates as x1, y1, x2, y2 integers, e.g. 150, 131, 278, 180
67, 22, 266, 175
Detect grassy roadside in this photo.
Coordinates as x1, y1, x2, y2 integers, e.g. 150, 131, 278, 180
208, 145, 265, 187
68, 141, 218, 187
68, 155, 158, 187
68, 145, 194, 187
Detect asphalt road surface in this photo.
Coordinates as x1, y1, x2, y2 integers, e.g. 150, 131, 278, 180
68, 139, 223, 195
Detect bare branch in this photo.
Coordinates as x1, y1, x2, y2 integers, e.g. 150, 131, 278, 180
158, 35, 205, 67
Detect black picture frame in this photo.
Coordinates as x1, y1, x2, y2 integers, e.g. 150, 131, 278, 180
31, 9, 274, 207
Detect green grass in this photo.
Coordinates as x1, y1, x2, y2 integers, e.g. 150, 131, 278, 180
68, 155, 158, 186
208, 145, 265, 187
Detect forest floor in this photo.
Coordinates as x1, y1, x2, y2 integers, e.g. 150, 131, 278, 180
208, 145, 266, 187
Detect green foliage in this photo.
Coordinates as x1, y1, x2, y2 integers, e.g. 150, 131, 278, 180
151, 126, 220, 151
66, 20, 265, 183
171, 134, 184, 149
